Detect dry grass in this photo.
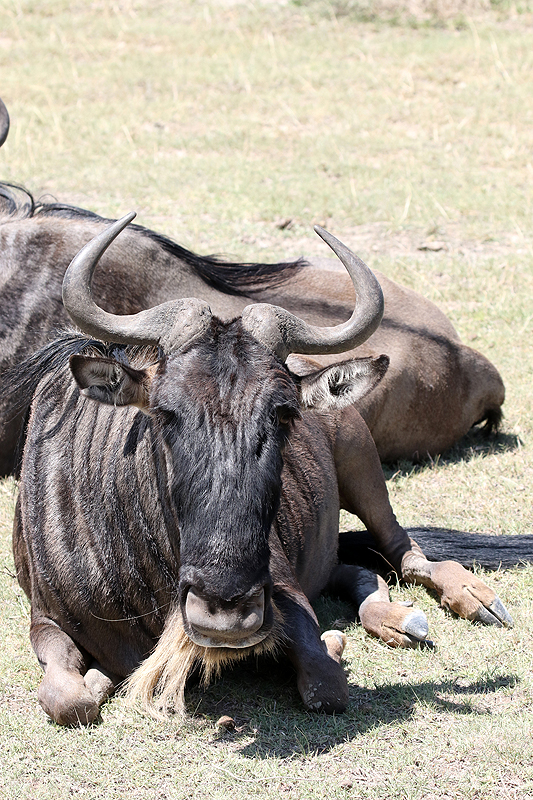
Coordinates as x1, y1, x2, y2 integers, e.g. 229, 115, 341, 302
296, 0, 533, 28
0, 1, 532, 798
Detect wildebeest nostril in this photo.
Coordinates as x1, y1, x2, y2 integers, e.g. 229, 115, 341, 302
185, 586, 265, 642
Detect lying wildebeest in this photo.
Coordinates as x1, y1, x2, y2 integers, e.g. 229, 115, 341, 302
0, 100, 504, 473
0, 182, 505, 475
14, 216, 512, 725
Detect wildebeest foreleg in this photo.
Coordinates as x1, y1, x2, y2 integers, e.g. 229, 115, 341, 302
401, 540, 513, 628
334, 408, 512, 628
334, 407, 415, 571
326, 564, 429, 648
30, 620, 118, 725
275, 591, 349, 713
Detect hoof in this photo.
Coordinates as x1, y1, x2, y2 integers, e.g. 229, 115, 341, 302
297, 632, 349, 714
38, 670, 103, 726
430, 562, 514, 628
360, 600, 431, 648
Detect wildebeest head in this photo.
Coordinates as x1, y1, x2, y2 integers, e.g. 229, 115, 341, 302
64, 214, 388, 651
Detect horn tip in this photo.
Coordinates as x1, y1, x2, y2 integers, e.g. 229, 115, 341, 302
313, 225, 338, 248
314, 225, 343, 252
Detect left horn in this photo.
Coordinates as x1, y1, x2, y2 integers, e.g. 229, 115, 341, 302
240, 226, 384, 361
62, 213, 212, 351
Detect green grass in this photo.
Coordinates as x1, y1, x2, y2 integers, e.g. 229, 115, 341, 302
1, 1, 533, 798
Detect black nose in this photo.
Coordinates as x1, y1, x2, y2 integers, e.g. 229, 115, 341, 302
184, 585, 266, 646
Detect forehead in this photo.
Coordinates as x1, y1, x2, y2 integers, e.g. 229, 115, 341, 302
153, 320, 299, 415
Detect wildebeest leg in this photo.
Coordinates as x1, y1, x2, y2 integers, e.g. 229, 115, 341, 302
401, 539, 513, 628
275, 591, 349, 713
334, 406, 420, 570
334, 407, 512, 627
30, 620, 118, 725
327, 564, 429, 648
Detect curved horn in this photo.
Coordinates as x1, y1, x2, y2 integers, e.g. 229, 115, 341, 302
62, 213, 212, 351
0, 98, 10, 148
240, 226, 384, 361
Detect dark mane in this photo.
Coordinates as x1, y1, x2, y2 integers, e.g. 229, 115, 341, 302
0, 182, 307, 296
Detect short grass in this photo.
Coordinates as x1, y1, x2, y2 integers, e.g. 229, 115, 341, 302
1, 1, 532, 798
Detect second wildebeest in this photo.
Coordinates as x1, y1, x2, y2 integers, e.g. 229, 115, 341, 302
0, 96, 504, 473
0, 182, 505, 474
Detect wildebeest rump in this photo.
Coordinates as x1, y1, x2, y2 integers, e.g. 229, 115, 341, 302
14, 217, 512, 725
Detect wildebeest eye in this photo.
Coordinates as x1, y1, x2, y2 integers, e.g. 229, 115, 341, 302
276, 405, 297, 426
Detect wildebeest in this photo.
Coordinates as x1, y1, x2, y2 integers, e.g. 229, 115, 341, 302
14, 216, 512, 725
0, 100, 504, 474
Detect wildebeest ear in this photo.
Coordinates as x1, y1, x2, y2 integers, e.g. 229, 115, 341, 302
299, 355, 389, 411
69, 355, 155, 412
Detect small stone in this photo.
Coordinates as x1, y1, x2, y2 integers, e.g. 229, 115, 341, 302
276, 218, 293, 230
216, 715, 236, 731
418, 241, 447, 251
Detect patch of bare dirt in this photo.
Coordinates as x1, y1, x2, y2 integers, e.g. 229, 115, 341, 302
246, 219, 533, 263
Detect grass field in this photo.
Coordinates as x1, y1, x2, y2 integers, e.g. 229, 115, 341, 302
1, 1, 532, 798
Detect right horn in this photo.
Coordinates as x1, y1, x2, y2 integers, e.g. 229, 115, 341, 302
0, 98, 10, 148
240, 226, 384, 361
62, 213, 212, 352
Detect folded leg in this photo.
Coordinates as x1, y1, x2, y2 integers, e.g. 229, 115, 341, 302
334, 406, 512, 628
30, 618, 119, 725
326, 564, 430, 647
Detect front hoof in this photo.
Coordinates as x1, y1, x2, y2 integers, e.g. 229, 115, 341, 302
359, 600, 430, 648
297, 647, 349, 714
300, 680, 349, 714
431, 562, 513, 628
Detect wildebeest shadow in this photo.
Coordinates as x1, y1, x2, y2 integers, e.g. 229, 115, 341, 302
183, 656, 519, 758
381, 426, 522, 480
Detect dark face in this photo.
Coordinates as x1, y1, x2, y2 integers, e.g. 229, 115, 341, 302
70, 314, 386, 651
149, 320, 300, 649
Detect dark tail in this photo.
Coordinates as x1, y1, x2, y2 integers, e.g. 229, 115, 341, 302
339, 528, 533, 572
474, 405, 503, 435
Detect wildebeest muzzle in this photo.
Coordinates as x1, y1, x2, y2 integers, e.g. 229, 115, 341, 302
178, 567, 274, 649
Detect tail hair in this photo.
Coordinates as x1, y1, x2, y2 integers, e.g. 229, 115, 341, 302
339, 528, 533, 573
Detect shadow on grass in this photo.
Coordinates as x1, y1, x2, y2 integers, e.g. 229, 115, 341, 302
183, 656, 519, 758
382, 427, 522, 482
